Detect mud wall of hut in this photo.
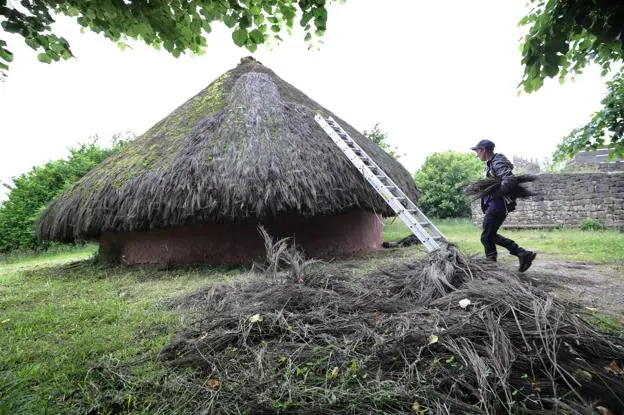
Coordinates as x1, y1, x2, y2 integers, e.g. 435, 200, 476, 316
470, 171, 624, 229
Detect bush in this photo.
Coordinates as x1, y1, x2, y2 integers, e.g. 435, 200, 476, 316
579, 217, 604, 231
0, 134, 130, 252
414, 151, 483, 219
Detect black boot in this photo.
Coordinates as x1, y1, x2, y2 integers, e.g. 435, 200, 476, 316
518, 251, 536, 272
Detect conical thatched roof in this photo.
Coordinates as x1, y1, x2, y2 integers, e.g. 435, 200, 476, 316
37, 57, 419, 242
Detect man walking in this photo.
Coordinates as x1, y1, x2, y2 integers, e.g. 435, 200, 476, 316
471, 139, 536, 272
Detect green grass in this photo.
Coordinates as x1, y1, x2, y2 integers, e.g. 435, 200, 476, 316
0, 243, 97, 265
582, 312, 624, 339
1, 219, 623, 413
383, 217, 624, 263
0, 257, 243, 414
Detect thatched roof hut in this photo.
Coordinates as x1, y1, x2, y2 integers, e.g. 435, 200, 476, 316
36, 57, 419, 265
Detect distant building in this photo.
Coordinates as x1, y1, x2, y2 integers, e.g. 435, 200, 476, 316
512, 156, 541, 174
564, 148, 623, 172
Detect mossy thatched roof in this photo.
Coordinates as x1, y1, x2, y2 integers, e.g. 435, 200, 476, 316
37, 57, 419, 242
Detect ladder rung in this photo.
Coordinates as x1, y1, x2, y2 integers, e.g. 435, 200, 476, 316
315, 115, 448, 253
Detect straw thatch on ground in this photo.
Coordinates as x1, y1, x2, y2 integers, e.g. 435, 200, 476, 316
36, 57, 418, 243
156, 238, 624, 414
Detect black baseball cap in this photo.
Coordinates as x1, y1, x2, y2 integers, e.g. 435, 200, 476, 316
470, 139, 495, 151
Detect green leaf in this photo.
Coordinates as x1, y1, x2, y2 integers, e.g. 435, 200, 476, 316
304, 32, 312, 42
223, 14, 237, 28
0, 48, 14, 63
248, 29, 264, 44
312, 6, 327, 21
300, 11, 314, 26
246, 42, 257, 53
37, 53, 52, 64
49, 41, 66, 54
24, 37, 39, 50
232, 28, 248, 47
238, 13, 252, 29
1, 20, 25, 34
254, 14, 265, 25
163, 39, 175, 52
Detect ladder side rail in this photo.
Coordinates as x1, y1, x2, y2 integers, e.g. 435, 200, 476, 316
411, 207, 448, 244
317, 116, 405, 207
318, 115, 447, 244
323, 116, 448, 244
395, 208, 441, 252
315, 115, 442, 252
357, 162, 441, 252
324, 116, 417, 209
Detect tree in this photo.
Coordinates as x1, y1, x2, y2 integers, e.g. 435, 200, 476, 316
414, 151, 482, 219
0, 0, 336, 77
519, 0, 624, 161
363, 123, 403, 160
0, 134, 130, 252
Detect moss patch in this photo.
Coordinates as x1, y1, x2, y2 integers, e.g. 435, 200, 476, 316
113, 74, 230, 188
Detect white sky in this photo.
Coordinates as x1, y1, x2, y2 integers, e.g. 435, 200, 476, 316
0, 0, 611, 201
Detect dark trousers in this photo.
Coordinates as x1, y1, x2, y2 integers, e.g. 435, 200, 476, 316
481, 208, 525, 260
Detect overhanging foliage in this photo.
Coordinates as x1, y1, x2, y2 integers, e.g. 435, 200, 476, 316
520, 0, 624, 160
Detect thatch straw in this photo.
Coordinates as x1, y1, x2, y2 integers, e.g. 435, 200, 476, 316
464, 174, 538, 202
158, 238, 624, 414
36, 57, 418, 242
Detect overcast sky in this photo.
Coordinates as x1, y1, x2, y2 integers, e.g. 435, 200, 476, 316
0, 0, 611, 201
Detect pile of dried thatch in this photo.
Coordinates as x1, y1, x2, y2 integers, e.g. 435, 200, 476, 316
159, 237, 624, 414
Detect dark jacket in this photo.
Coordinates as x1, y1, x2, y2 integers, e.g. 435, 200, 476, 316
481, 153, 518, 213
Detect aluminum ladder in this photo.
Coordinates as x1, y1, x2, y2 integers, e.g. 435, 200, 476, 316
314, 114, 448, 253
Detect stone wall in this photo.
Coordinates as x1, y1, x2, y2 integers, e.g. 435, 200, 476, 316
471, 172, 624, 229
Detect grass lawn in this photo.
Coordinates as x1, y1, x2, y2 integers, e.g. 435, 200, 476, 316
385, 217, 624, 263
1, 219, 623, 413
0, 258, 242, 414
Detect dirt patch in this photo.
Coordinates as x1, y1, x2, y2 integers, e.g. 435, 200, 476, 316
498, 256, 624, 316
